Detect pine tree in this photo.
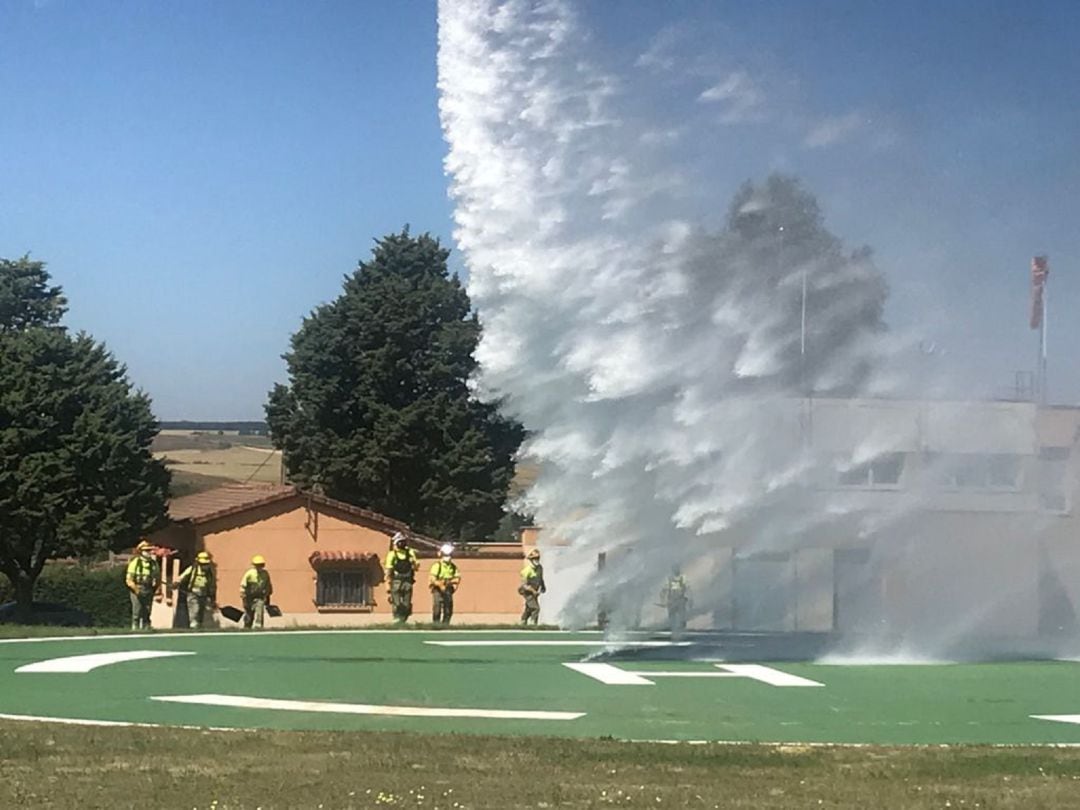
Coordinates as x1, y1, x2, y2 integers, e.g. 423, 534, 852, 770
266, 229, 524, 541
0, 258, 169, 617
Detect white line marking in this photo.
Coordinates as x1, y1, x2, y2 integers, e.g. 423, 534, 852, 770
0, 712, 244, 731
0, 629, 604, 645
718, 664, 824, 687
15, 650, 195, 673
629, 671, 737, 678
1032, 714, 1080, 725
564, 662, 824, 687
563, 663, 654, 685
151, 693, 585, 721
426, 640, 689, 647
1, 711, 1077, 747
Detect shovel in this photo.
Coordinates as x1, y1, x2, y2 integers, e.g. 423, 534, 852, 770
266, 604, 282, 618
219, 605, 243, 623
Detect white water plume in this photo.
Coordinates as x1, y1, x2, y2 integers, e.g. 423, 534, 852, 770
437, 1, 1063, 657
437, 0, 901, 623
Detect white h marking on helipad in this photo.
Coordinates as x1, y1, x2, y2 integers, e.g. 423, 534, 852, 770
1032, 714, 1080, 725
151, 694, 584, 721
563, 663, 655, 685
16, 650, 195, 674
564, 662, 823, 687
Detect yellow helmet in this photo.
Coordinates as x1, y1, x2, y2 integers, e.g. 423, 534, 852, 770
136, 540, 153, 553
526, 548, 541, 560
196, 551, 212, 563
251, 554, 266, 566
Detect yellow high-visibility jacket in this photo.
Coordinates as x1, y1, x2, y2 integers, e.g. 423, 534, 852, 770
125, 556, 160, 594
384, 548, 419, 583
240, 568, 272, 599
178, 563, 216, 599
429, 560, 461, 590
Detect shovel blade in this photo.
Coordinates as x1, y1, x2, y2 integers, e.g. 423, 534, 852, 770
220, 605, 243, 623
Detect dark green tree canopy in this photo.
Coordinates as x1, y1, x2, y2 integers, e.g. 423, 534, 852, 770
266, 229, 524, 542
683, 174, 888, 393
0, 255, 67, 331
0, 259, 169, 612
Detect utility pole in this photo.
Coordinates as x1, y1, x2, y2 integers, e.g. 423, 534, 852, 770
1030, 256, 1049, 405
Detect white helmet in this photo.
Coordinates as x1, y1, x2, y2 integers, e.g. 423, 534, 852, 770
392, 532, 408, 547
440, 543, 454, 557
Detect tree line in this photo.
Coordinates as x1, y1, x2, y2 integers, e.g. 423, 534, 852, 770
0, 175, 888, 612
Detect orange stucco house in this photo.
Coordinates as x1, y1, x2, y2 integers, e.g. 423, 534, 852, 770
149, 484, 529, 628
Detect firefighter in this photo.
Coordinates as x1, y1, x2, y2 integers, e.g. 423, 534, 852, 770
519, 548, 546, 626
384, 532, 419, 622
661, 565, 691, 639
240, 555, 273, 629
125, 540, 161, 630
429, 543, 461, 625
176, 551, 217, 629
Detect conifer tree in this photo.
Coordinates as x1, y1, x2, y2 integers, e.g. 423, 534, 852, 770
0, 257, 169, 616
266, 230, 524, 541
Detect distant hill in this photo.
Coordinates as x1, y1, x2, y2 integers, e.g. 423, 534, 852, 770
158, 420, 269, 435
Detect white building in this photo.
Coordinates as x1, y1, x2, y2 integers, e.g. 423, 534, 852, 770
532, 399, 1080, 651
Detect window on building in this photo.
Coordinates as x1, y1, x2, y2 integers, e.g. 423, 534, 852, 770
316, 570, 373, 606
1038, 447, 1070, 512
837, 453, 905, 487
929, 453, 1024, 490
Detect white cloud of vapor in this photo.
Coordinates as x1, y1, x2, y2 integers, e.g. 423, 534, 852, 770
438, 0, 919, 634
803, 111, 867, 148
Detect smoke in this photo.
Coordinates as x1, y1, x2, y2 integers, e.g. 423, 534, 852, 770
437, 1, 1063, 658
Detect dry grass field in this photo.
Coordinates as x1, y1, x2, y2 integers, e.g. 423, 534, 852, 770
153, 431, 282, 495
4, 720, 1080, 809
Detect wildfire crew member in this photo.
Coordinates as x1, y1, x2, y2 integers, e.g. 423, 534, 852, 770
384, 532, 420, 622
429, 544, 461, 625
660, 565, 691, 639
177, 551, 217, 630
125, 540, 162, 630
519, 548, 546, 626
240, 555, 273, 630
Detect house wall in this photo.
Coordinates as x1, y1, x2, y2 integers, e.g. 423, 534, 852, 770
151, 496, 527, 627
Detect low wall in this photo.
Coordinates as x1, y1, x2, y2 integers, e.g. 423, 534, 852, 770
151, 605, 524, 629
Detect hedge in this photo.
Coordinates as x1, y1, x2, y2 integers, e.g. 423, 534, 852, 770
0, 564, 130, 627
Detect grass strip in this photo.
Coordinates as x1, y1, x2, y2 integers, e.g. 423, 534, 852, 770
4, 721, 1080, 809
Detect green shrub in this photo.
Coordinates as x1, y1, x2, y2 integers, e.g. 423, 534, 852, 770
0, 564, 129, 627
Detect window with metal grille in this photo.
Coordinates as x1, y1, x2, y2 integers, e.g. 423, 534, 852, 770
316, 570, 373, 606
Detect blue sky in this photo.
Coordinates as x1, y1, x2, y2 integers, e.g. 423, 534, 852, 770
2, 0, 1077, 418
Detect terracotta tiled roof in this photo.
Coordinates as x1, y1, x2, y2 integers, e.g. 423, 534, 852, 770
166, 483, 428, 541
167, 484, 297, 523
308, 551, 381, 567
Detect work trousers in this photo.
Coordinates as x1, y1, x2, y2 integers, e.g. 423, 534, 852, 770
667, 594, 689, 638
390, 579, 414, 622
187, 591, 213, 629
243, 596, 266, 629
521, 592, 540, 625
431, 587, 454, 624
130, 590, 153, 630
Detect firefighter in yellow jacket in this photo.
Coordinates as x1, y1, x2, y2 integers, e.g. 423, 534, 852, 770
176, 551, 217, 629
384, 532, 419, 622
429, 544, 461, 625
240, 555, 273, 629
660, 565, 691, 639
519, 548, 546, 626
125, 540, 161, 630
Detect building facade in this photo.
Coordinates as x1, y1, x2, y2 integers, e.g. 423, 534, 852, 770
150, 485, 528, 628
533, 399, 1080, 650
